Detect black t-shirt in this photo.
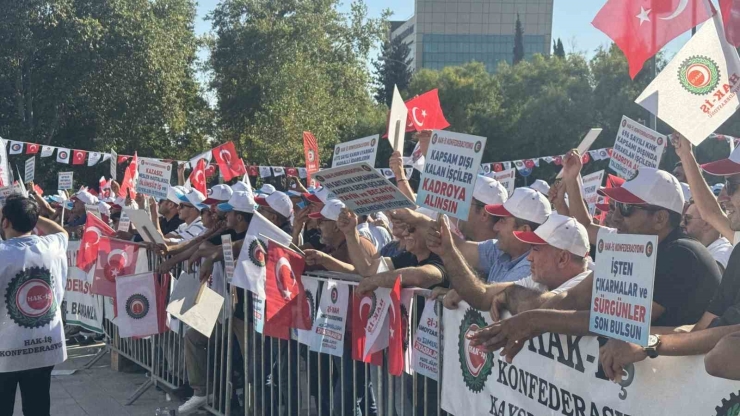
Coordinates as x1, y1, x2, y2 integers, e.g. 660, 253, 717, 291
390, 252, 448, 288
652, 228, 721, 327
208, 229, 247, 246
707, 245, 740, 327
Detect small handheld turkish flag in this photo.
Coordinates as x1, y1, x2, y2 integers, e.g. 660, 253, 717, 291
77, 215, 116, 272
404, 89, 450, 132
119, 153, 138, 198
387, 276, 403, 375
91, 236, 140, 297
213, 142, 246, 181
721, 0, 740, 46
189, 158, 207, 195
264, 241, 309, 330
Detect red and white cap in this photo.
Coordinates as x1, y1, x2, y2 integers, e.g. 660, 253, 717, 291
473, 175, 508, 206
203, 184, 233, 205
701, 145, 740, 176
255, 191, 293, 218
308, 199, 345, 221
513, 213, 589, 257
485, 187, 551, 224
597, 168, 684, 214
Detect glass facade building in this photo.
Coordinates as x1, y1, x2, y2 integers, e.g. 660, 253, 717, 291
391, 0, 553, 73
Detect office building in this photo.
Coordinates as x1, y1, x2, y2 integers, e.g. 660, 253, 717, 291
391, 0, 553, 72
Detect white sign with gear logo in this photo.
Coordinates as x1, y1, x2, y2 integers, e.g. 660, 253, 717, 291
441, 302, 740, 416
590, 230, 657, 346
609, 115, 666, 180
332, 135, 380, 168
309, 279, 349, 357
416, 130, 487, 220
136, 158, 172, 201
292, 276, 321, 346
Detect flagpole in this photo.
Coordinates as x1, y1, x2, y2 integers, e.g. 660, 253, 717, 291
650, 16, 657, 130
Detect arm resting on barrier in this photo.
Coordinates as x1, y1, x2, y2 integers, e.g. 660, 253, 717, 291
355, 265, 444, 295
705, 330, 740, 380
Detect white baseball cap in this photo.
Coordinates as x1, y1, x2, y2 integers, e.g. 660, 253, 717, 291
231, 181, 252, 194
255, 191, 293, 218
204, 184, 233, 205
598, 168, 684, 214
98, 202, 111, 217
529, 179, 551, 196
701, 145, 740, 176
218, 191, 255, 214
513, 213, 589, 257
167, 186, 185, 204
256, 184, 276, 195
308, 199, 345, 221
485, 187, 551, 224
303, 186, 334, 204
473, 175, 508, 206
179, 189, 209, 210
74, 191, 98, 205
680, 182, 691, 202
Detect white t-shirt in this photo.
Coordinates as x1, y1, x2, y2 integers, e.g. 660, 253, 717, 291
707, 237, 733, 269
514, 270, 592, 295
176, 217, 205, 241
0, 233, 68, 372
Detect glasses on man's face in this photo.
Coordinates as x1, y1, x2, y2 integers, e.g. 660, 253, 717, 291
616, 202, 662, 218
725, 179, 740, 197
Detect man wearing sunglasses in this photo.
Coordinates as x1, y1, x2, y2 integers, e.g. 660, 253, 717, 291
465, 150, 721, 363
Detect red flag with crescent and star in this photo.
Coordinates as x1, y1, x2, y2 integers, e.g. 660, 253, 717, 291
720, 0, 740, 46
387, 276, 403, 376
592, 0, 714, 79
264, 241, 310, 330
189, 158, 208, 195
303, 132, 320, 187
212, 142, 246, 181
404, 89, 450, 132
76, 214, 116, 272
26, 143, 39, 155
72, 150, 87, 165
91, 236, 140, 297
119, 153, 138, 198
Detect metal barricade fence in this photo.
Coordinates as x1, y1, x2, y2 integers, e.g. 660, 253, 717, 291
100, 251, 450, 415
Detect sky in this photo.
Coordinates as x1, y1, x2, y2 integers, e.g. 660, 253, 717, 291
192, 0, 693, 89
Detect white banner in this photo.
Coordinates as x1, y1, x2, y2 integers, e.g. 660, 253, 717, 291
441, 302, 740, 416
24, 157, 35, 184
332, 135, 380, 168
62, 243, 104, 333
609, 116, 666, 179
411, 298, 440, 380
582, 170, 605, 215
40, 146, 54, 158
136, 158, 172, 201
310, 279, 349, 357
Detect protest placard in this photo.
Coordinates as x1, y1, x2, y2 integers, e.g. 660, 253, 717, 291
310, 280, 349, 357
117, 212, 131, 232
123, 207, 165, 245
416, 130, 487, 220
590, 230, 657, 346
167, 272, 224, 338
582, 170, 605, 214
58, 172, 73, 190
110, 149, 117, 180
85, 204, 101, 219
609, 116, 666, 179
221, 234, 235, 282
332, 135, 379, 168
312, 162, 416, 216
24, 157, 34, 184
388, 86, 408, 152
411, 298, 440, 381
491, 167, 515, 196
136, 158, 172, 201
556, 128, 602, 179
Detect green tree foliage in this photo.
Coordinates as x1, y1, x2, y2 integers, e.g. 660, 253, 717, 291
373, 33, 414, 106
208, 0, 389, 167
513, 14, 524, 65
554, 38, 565, 58
0, 0, 213, 190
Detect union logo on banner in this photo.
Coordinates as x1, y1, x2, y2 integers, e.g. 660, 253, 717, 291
457, 308, 494, 393
125, 294, 149, 319
678, 56, 720, 95
248, 239, 267, 267
5, 267, 57, 329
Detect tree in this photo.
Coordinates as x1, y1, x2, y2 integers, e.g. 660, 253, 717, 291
513, 14, 524, 65
554, 38, 566, 58
373, 33, 413, 106
208, 0, 389, 166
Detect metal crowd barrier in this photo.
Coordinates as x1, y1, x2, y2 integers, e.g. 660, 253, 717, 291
97, 249, 448, 415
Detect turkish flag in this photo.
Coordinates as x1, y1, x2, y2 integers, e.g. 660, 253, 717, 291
77, 215, 116, 272
33, 184, 43, 196
404, 89, 450, 132
117, 155, 129, 164
26, 143, 39, 155
592, 0, 714, 78
204, 164, 216, 178
264, 241, 310, 329
72, 150, 87, 165
189, 158, 208, 195
286, 167, 298, 177
91, 236, 140, 297
721, 0, 740, 46
119, 153, 138, 198
247, 165, 259, 177
303, 132, 320, 187
387, 276, 403, 376
213, 142, 246, 181
351, 291, 386, 366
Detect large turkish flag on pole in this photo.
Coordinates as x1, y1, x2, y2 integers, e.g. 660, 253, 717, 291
592, 0, 714, 79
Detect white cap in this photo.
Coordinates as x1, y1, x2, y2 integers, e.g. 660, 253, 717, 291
232, 181, 252, 194
179, 189, 209, 210
256, 184, 276, 195
74, 191, 98, 205
255, 191, 293, 218
167, 186, 185, 204
204, 184, 233, 204
98, 202, 111, 217
513, 213, 590, 257
485, 187, 551, 224
218, 191, 255, 214
598, 168, 684, 214
304, 186, 334, 204
308, 199, 345, 221
529, 179, 551, 195
473, 175, 508, 206
680, 182, 691, 202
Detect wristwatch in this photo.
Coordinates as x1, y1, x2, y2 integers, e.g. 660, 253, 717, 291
644, 334, 661, 358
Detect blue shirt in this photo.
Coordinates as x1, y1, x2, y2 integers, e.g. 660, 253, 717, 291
477, 239, 532, 283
